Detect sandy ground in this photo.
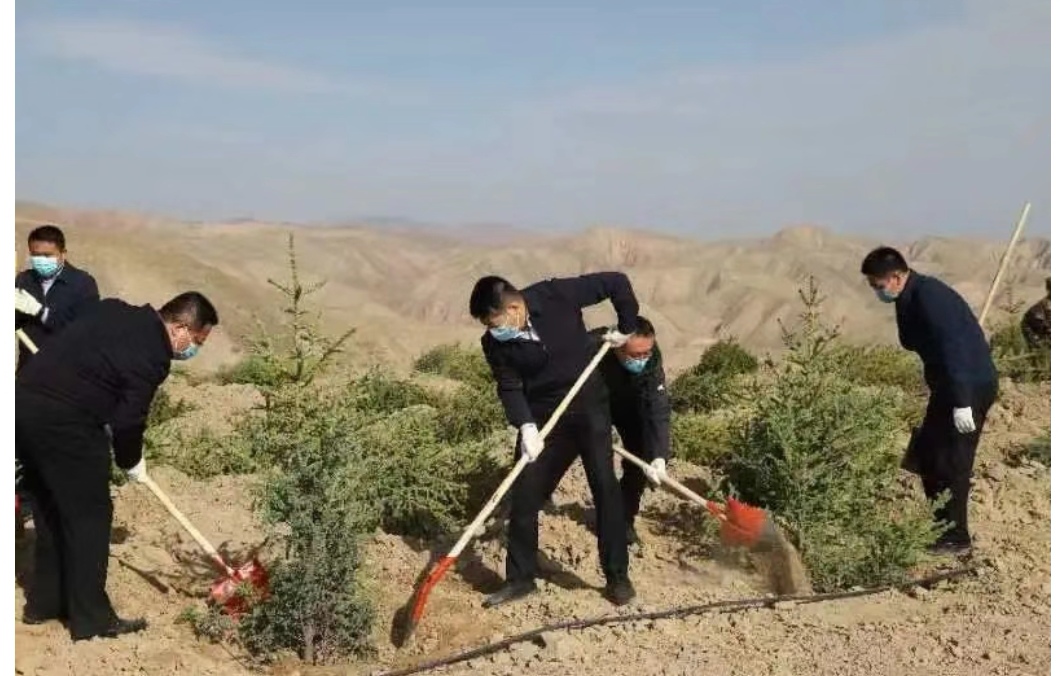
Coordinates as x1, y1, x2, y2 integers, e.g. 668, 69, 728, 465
14, 381, 1051, 676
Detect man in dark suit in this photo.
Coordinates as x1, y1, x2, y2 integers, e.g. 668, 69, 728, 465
15, 225, 101, 537
16, 291, 218, 641
15, 224, 100, 371
589, 316, 672, 547
861, 247, 998, 555
469, 272, 639, 608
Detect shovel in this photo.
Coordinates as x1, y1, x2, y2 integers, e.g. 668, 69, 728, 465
399, 339, 613, 643
139, 475, 269, 615
611, 444, 812, 595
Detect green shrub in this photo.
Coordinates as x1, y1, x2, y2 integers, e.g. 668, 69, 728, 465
831, 344, 924, 395
149, 427, 257, 480
722, 278, 944, 591
345, 368, 434, 420
147, 389, 194, 429
413, 343, 493, 388
429, 383, 506, 446
670, 371, 740, 415
343, 405, 502, 538
990, 319, 1051, 383
670, 338, 756, 414
671, 411, 738, 468
249, 386, 377, 663
217, 353, 290, 389
690, 337, 758, 379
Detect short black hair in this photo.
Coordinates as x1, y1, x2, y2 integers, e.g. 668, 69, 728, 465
633, 316, 655, 337
469, 275, 520, 320
28, 225, 66, 251
860, 246, 909, 278
159, 292, 219, 330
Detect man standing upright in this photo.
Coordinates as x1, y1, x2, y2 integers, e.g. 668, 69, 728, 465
589, 316, 671, 547
16, 291, 218, 640
861, 247, 998, 555
469, 272, 639, 607
15, 225, 100, 371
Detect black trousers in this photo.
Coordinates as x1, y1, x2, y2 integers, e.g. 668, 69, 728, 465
16, 388, 118, 637
614, 421, 651, 528
909, 381, 998, 544
507, 407, 629, 584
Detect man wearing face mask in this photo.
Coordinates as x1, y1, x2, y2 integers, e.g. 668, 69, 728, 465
469, 272, 639, 608
15, 291, 218, 641
860, 247, 997, 555
14, 225, 100, 372
588, 316, 671, 547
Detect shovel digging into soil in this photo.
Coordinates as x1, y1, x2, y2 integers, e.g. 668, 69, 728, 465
612, 445, 812, 596
139, 476, 269, 616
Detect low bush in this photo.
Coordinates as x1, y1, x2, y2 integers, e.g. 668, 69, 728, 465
670, 338, 757, 415
722, 278, 944, 591
413, 343, 493, 389
990, 319, 1051, 383
671, 411, 740, 468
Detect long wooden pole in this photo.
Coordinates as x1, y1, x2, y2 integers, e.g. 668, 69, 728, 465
978, 202, 1031, 328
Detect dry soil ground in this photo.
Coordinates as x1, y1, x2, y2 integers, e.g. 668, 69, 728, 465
14, 381, 1051, 676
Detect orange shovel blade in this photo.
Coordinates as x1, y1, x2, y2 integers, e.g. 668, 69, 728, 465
210, 558, 270, 617
717, 496, 770, 548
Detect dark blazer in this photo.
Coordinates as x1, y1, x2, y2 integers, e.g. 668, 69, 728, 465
481, 272, 640, 427
16, 298, 173, 469
15, 262, 100, 370
895, 270, 998, 408
590, 327, 671, 461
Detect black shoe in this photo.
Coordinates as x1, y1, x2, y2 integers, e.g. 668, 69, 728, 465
21, 610, 60, 626
482, 581, 537, 609
604, 575, 636, 606
71, 617, 148, 642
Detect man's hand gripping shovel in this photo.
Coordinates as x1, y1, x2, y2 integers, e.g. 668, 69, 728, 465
612, 444, 812, 596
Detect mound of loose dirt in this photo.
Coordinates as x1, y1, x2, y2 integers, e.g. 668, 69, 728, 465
15, 384, 1051, 676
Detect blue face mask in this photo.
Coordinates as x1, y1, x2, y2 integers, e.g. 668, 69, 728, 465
30, 256, 61, 279
174, 342, 200, 361
874, 287, 899, 304
622, 357, 649, 374
489, 325, 521, 342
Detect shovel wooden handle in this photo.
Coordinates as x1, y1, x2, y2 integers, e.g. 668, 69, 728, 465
140, 475, 235, 576
442, 340, 613, 560
978, 201, 1031, 328
16, 329, 38, 354
611, 444, 727, 521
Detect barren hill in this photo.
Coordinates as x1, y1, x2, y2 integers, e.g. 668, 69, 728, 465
14, 202, 1050, 373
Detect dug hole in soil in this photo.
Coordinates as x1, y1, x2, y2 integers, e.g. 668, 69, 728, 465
15, 382, 1051, 676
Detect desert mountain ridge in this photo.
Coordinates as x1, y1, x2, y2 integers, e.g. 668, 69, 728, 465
14, 201, 1050, 375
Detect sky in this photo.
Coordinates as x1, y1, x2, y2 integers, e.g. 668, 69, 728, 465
15, 0, 1052, 238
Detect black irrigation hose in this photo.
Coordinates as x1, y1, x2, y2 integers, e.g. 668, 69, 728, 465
373, 566, 978, 676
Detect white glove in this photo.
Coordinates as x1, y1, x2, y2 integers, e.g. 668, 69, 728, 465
14, 288, 42, 316
953, 407, 976, 434
519, 423, 545, 463
603, 328, 632, 348
126, 458, 148, 483
645, 458, 667, 487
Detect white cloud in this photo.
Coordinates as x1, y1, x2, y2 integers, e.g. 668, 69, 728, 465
22, 18, 386, 97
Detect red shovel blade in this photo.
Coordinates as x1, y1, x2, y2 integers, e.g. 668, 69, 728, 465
717, 496, 771, 548
210, 558, 270, 617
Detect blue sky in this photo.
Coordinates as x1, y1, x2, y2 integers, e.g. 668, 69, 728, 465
15, 0, 1051, 238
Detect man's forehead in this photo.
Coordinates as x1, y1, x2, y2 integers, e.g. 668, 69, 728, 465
29, 241, 61, 253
